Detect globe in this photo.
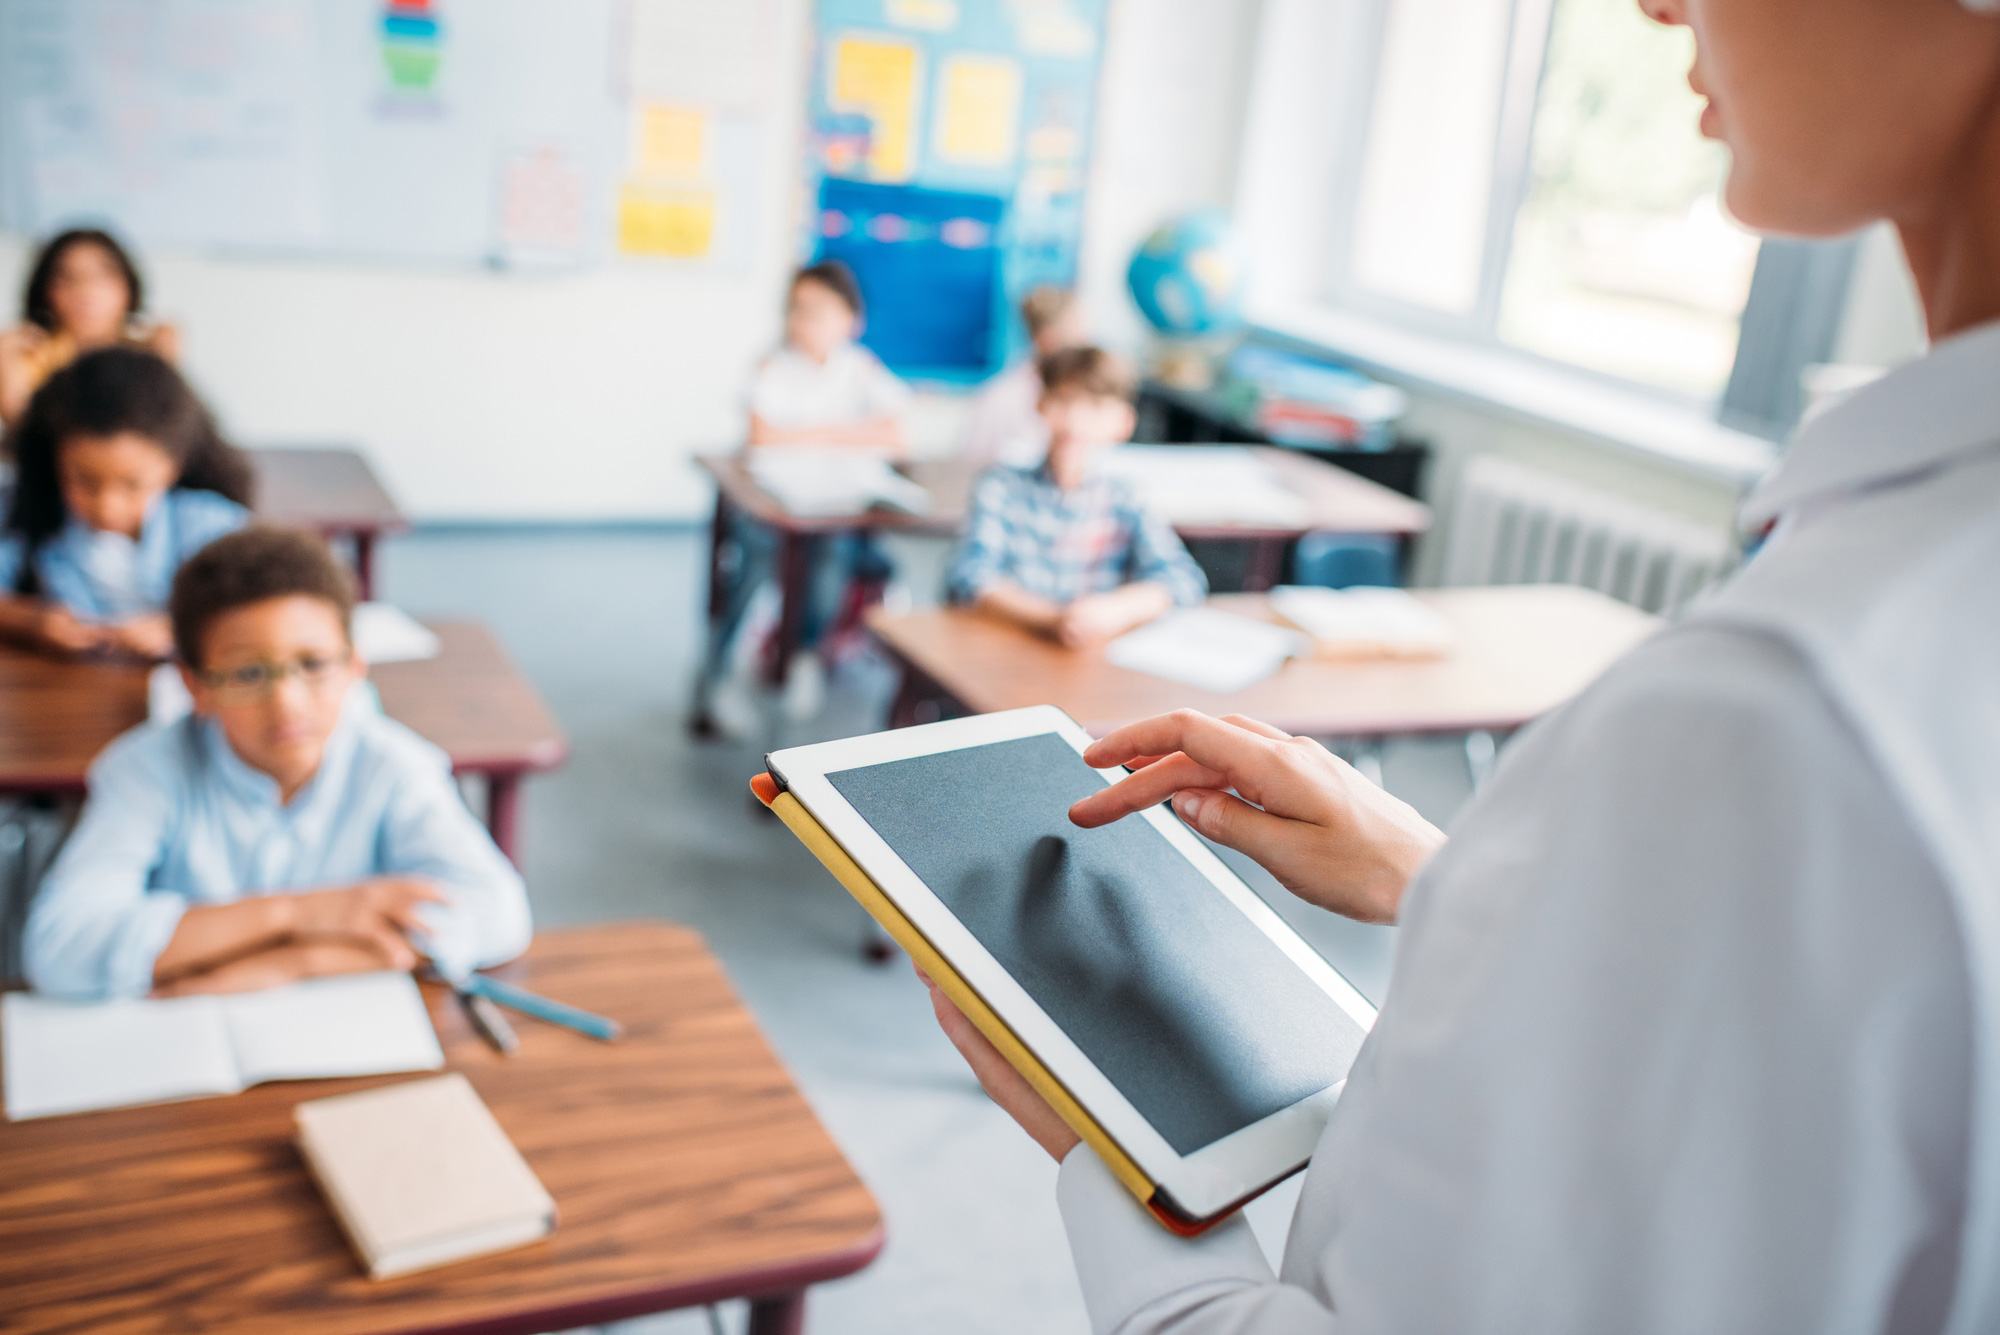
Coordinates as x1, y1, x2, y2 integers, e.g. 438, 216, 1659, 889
1125, 210, 1249, 337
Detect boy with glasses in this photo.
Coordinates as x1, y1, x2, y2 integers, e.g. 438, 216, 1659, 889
24, 527, 530, 999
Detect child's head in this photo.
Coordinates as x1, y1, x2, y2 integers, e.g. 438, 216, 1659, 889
785, 260, 864, 362
23, 229, 145, 344
173, 528, 363, 788
5, 347, 252, 551
1037, 347, 1137, 460
1021, 286, 1086, 357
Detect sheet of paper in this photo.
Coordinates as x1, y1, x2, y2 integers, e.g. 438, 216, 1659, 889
618, 185, 716, 257
627, 0, 774, 109
1094, 447, 1312, 528
496, 144, 588, 267
745, 448, 933, 518
223, 972, 444, 1086
3, 993, 239, 1121
1105, 608, 1306, 695
634, 102, 706, 177
935, 54, 1022, 167
1268, 585, 1455, 658
352, 603, 442, 664
830, 36, 922, 181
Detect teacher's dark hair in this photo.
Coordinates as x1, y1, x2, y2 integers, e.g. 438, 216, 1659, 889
21, 228, 146, 332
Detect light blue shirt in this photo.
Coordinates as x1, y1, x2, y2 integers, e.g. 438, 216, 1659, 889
23, 693, 532, 999
0, 488, 248, 618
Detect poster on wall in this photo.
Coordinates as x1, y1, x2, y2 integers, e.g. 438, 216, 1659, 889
805, 0, 1108, 383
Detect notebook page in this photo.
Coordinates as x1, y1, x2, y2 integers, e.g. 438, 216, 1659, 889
222, 973, 445, 1086
1105, 608, 1306, 694
2, 993, 240, 1120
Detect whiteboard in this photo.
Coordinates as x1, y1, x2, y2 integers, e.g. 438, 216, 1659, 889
0, 0, 626, 267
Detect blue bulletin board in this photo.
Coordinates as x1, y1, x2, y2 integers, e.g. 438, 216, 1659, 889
805, 0, 1108, 383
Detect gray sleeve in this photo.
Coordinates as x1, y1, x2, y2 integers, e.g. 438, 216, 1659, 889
1057, 626, 1970, 1335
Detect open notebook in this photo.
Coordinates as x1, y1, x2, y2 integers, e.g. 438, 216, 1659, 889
2, 972, 444, 1121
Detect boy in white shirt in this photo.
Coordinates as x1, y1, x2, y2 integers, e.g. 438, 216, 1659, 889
694, 262, 910, 735
747, 261, 908, 449
961, 286, 1088, 469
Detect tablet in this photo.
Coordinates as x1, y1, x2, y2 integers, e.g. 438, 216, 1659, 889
757, 705, 1377, 1232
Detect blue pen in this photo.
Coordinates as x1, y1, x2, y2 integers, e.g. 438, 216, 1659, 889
461, 973, 623, 1042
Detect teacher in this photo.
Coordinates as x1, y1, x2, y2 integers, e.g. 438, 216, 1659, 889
925, 0, 2000, 1330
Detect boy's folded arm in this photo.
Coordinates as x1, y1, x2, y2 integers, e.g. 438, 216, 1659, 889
378, 766, 532, 979
24, 737, 194, 999
973, 580, 1065, 636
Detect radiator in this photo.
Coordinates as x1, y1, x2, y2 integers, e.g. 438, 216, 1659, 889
1441, 455, 1736, 615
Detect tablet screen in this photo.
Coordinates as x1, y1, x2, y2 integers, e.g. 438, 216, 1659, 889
829, 732, 1367, 1156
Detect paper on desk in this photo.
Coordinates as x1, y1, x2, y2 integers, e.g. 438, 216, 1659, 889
1104, 607, 1307, 695
350, 603, 442, 664
3, 972, 443, 1120
1268, 585, 1454, 659
147, 602, 428, 724
745, 447, 932, 518
1094, 447, 1311, 528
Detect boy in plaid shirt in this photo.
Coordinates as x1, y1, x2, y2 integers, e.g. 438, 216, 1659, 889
947, 347, 1205, 646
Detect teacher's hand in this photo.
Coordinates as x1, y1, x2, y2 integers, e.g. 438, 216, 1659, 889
1069, 711, 1445, 924
919, 965, 1081, 1162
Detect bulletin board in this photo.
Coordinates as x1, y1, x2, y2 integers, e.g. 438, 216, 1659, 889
804, 0, 1109, 383
0, 0, 775, 272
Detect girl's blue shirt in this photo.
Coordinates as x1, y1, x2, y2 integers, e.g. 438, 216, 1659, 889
0, 488, 249, 617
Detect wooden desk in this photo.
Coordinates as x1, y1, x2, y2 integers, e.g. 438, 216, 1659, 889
697, 448, 1431, 688
0, 923, 883, 1335
869, 585, 1660, 738
0, 622, 565, 862
251, 448, 409, 599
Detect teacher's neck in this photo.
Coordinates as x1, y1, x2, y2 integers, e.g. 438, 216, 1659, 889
1899, 108, 2000, 342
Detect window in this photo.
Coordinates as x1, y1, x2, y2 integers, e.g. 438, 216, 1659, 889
1322, 0, 1834, 425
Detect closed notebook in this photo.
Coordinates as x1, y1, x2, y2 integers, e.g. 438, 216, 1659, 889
295, 1073, 556, 1280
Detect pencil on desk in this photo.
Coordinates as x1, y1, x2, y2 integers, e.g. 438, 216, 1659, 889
458, 989, 520, 1056
461, 973, 623, 1041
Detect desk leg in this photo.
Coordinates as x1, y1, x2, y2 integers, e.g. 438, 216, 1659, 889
352, 532, 377, 601
747, 1289, 806, 1335
1242, 537, 1287, 592
486, 773, 522, 866
766, 531, 812, 687
707, 493, 732, 621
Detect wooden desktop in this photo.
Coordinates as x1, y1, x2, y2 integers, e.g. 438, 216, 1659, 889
0, 923, 883, 1335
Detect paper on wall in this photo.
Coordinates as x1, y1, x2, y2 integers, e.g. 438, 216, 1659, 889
830, 36, 923, 181
618, 186, 716, 257
935, 54, 1022, 167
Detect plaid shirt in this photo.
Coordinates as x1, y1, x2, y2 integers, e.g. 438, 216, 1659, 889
946, 464, 1208, 607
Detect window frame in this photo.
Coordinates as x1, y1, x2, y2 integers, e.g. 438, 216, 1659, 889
1312, 0, 1856, 440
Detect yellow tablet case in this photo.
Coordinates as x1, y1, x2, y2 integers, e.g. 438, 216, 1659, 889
751, 771, 1218, 1236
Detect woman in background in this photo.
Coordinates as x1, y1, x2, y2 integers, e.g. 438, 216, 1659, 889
0, 229, 179, 429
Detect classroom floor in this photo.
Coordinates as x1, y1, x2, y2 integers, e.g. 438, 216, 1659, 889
378, 526, 1478, 1335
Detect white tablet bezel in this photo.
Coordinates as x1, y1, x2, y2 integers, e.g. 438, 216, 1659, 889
767, 704, 1378, 1220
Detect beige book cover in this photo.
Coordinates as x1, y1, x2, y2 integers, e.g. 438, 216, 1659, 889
295, 1073, 556, 1280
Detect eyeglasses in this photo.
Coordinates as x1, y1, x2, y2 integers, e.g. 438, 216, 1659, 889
196, 651, 353, 703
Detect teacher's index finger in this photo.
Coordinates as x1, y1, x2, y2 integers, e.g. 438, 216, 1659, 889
1081, 709, 1280, 774
1069, 752, 1230, 828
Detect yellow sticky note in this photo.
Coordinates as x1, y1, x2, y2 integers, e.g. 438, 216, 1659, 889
831, 35, 920, 180
635, 103, 705, 177
936, 54, 1021, 166
618, 186, 715, 258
